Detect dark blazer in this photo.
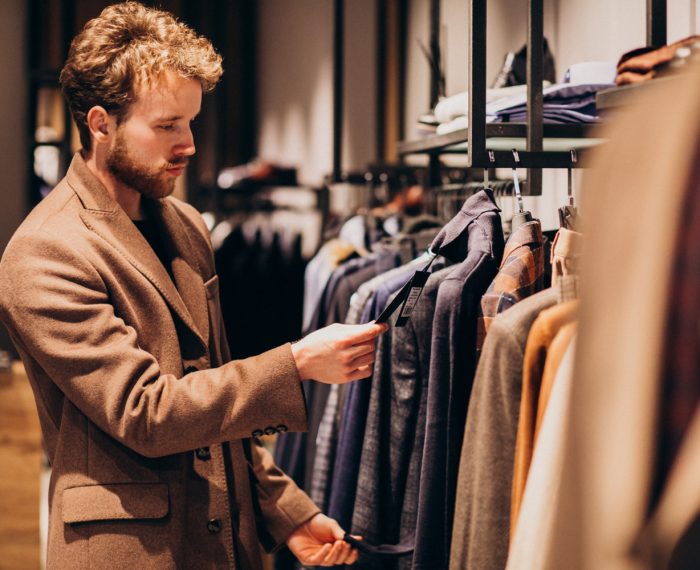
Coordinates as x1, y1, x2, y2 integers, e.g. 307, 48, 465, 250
413, 190, 504, 570
326, 258, 433, 531
351, 265, 453, 570
0, 154, 318, 569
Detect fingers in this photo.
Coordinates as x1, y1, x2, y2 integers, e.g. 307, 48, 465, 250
345, 341, 376, 361
348, 352, 375, 370
306, 543, 332, 566
341, 322, 389, 346
327, 517, 345, 541
315, 539, 356, 566
304, 540, 347, 567
320, 539, 349, 565
345, 366, 373, 382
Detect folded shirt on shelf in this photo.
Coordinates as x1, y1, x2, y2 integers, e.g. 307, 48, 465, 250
433, 82, 613, 133
433, 83, 548, 124
436, 115, 472, 135
490, 82, 612, 123
496, 109, 600, 124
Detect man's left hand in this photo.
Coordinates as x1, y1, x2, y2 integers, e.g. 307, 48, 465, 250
286, 513, 359, 566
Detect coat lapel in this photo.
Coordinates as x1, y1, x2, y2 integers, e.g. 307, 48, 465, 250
147, 197, 210, 351
67, 154, 208, 354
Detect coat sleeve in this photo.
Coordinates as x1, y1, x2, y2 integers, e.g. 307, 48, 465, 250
249, 439, 321, 551
0, 229, 308, 458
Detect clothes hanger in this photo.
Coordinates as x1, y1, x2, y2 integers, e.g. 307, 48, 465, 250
558, 150, 579, 230
484, 149, 496, 190
510, 149, 534, 231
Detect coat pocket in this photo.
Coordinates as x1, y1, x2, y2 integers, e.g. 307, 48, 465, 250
62, 482, 169, 524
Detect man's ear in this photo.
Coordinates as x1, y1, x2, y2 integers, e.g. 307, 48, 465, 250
86, 106, 114, 145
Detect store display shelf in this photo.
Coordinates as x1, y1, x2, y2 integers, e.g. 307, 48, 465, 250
398, 124, 603, 155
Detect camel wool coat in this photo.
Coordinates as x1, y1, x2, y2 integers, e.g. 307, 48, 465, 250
0, 153, 319, 569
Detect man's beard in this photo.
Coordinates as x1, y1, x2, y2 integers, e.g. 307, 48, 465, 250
106, 131, 185, 200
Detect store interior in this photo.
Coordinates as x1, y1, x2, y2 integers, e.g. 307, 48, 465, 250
2, 0, 700, 568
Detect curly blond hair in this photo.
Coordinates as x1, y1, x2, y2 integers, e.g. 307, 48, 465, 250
59, 1, 223, 152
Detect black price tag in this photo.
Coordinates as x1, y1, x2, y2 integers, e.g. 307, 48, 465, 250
395, 270, 429, 327
375, 270, 430, 327
375, 253, 437, 327
343, 533, 414, 557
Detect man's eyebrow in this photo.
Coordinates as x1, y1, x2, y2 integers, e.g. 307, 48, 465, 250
156, 115, 183, 122
155, 112, 200, 122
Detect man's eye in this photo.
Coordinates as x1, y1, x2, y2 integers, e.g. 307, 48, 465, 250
158, 124, 175, 131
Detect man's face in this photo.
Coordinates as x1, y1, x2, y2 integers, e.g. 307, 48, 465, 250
106, 71, 202, 199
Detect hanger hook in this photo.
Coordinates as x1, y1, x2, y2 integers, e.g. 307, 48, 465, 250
568, 149, 578, 206
511, 149, 525, 213
484, 150, 495, 187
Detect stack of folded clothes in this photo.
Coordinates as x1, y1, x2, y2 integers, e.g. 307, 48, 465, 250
616, 35, 700, 85
417, 37, 618, 136
433, 79, 614, 134
415, 39, 556, 137
433, 84, 539, 134
490, 82, 613, 124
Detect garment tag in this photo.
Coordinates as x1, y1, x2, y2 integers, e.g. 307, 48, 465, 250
375, 270, 430, 327
343, 533, 414, 557
395, 270, 430, 327
375, 278, 413, 325
375, 254, 437, 327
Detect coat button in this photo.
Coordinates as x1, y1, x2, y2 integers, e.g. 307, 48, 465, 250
264, 426, 277, 436
184, 366, 198, 375
252, 429, 263, 438
207, 518, 222, 534
276, 424, 288, 433
195, 447, 211, 461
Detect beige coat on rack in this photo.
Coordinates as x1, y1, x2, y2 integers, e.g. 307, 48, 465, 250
547, 63, 700, 568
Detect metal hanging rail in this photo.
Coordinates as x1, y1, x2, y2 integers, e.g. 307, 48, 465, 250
526, 0, 544, 195
648, 0, 667, 46
332, 0, 344, 183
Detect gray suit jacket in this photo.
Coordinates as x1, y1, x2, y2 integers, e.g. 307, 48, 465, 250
449, 287, 558, 570
351, 266, 454, 570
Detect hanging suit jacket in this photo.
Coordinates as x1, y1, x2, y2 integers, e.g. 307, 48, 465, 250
510, 299, 579, 536
352, 265, 454, 570
548, 63, 700, 569
506, 336, 577, 570
413, 190, 504, 570
0, 154, 319, 569
449, 286, 558, 570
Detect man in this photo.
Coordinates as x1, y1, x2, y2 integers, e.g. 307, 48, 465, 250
0, 3, 385, 568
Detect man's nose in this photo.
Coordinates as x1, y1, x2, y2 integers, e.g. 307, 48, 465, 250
174, 127, 196, 156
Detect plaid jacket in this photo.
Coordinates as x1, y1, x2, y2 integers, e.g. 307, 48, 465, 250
476, 220, 546, 350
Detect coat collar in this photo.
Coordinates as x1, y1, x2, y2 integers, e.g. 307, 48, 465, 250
66, 153, 208, 354
430, 188, 503, 262
501, 219, 544, 264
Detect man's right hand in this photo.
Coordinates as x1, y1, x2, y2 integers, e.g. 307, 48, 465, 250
291, 322, 388, 384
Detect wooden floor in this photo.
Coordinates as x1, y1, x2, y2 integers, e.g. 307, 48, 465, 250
0, 363, 42, 570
